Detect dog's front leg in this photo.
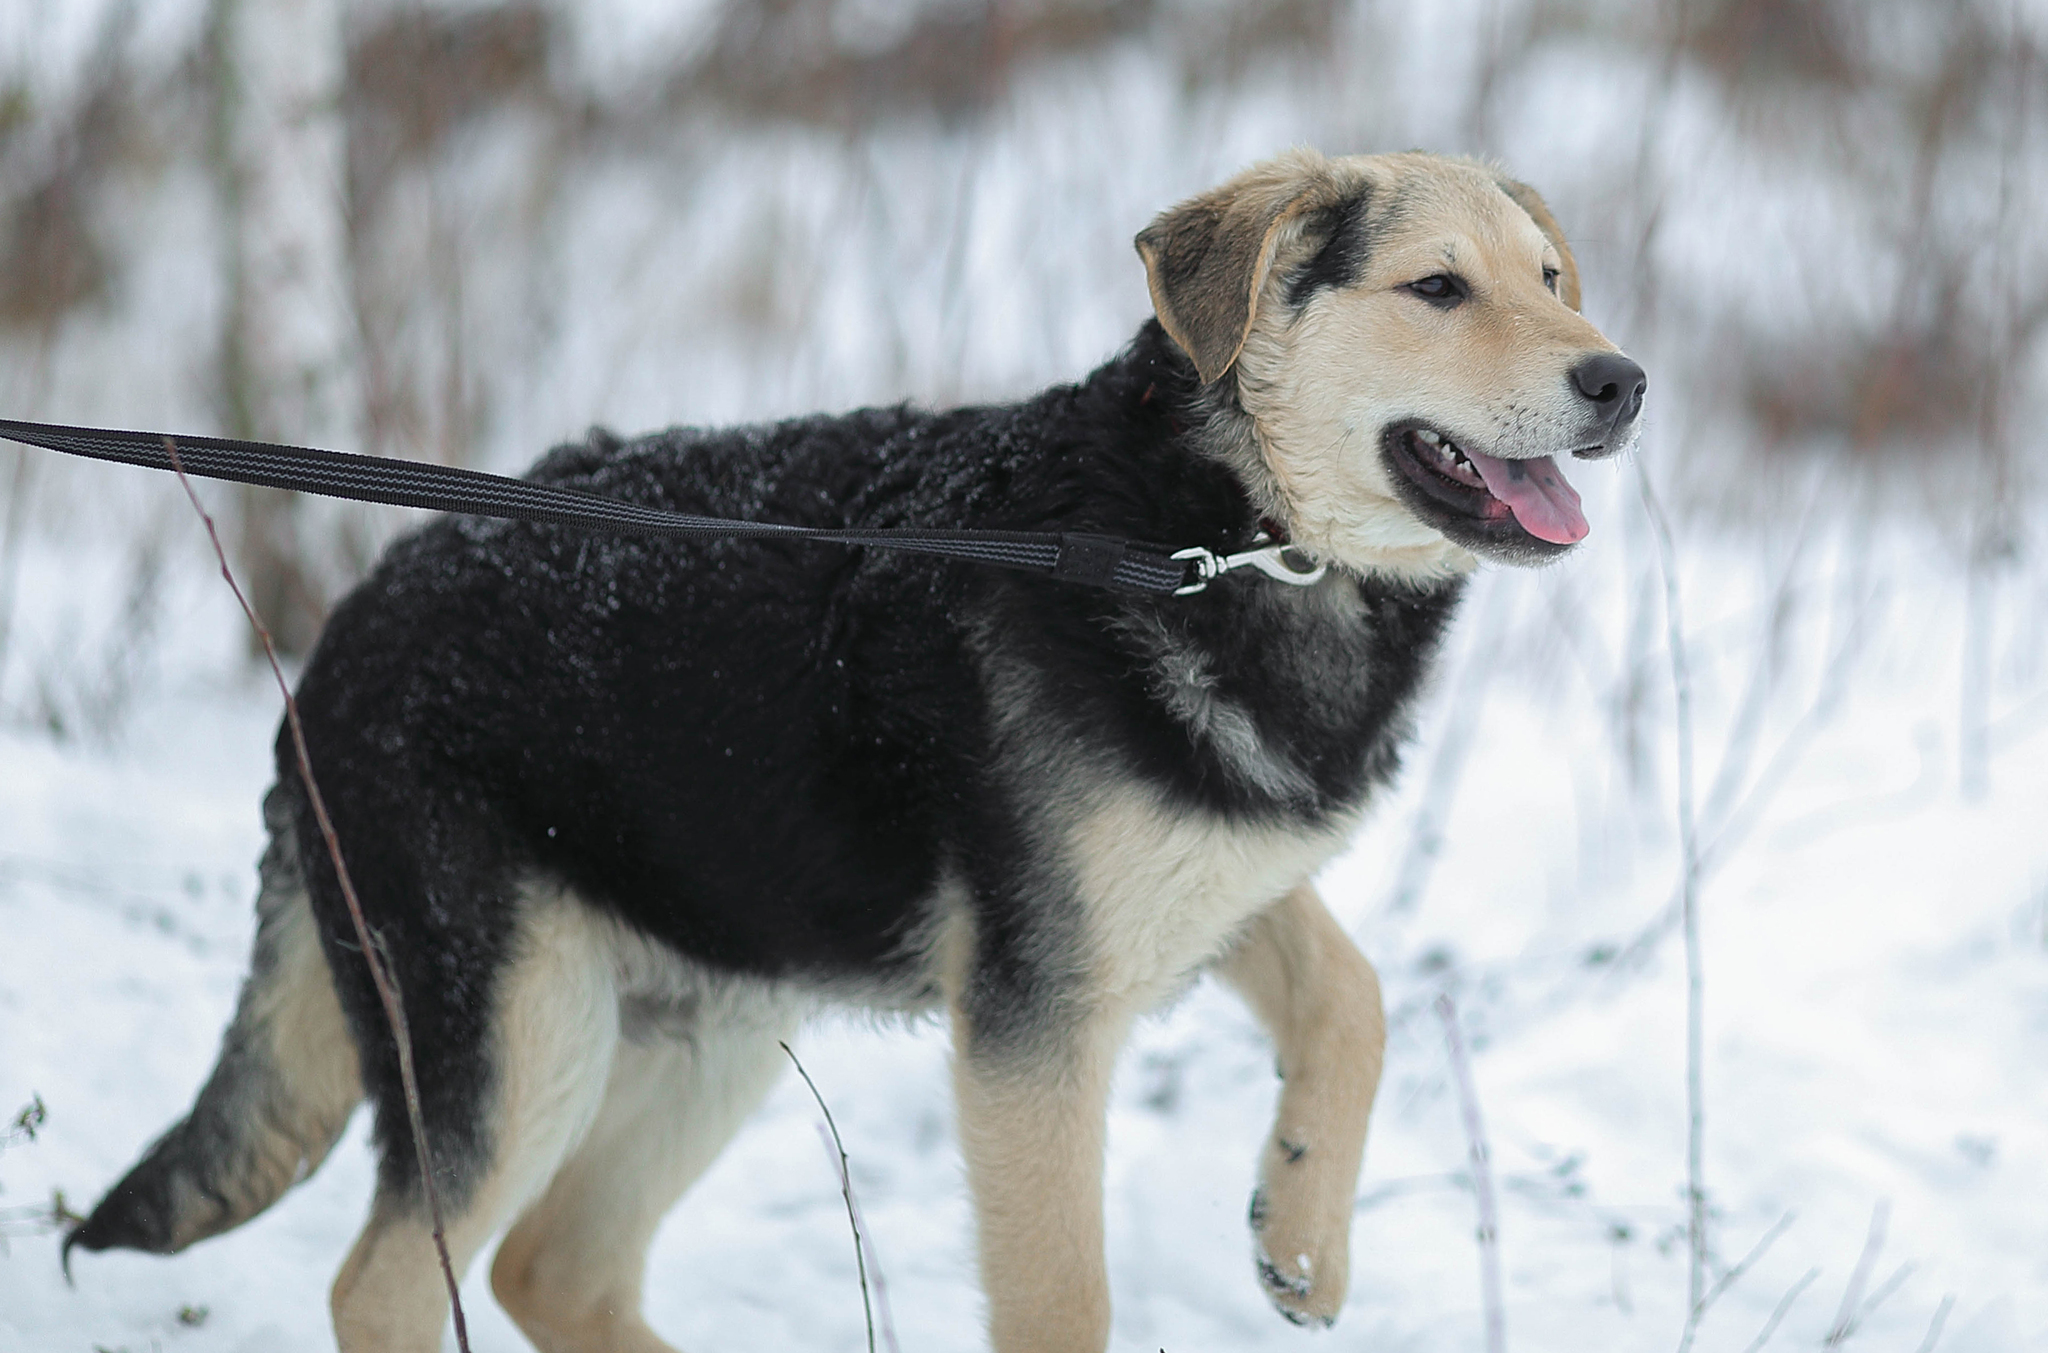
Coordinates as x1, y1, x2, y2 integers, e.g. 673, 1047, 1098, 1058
1216, 883, 1385, 1326
950, 993, 1130, 1353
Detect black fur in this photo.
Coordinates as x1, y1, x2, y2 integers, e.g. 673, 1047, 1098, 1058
243, 319, 1460, 1202
1284, 187, 1376, 307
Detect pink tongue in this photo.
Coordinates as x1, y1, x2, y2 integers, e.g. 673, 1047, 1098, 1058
1465, 450, 1588, 544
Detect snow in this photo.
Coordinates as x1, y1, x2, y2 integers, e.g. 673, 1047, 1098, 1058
3, 491, 2046, 1352
4, 1, 2047, 1348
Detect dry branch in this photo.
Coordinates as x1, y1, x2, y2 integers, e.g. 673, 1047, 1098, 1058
1742, 1268, 1819, 1353
161, 439, 471, 1353
1385, 578, 1504, 917
1914, 1294, 1956, 1353
0, 447, 31, 682
1849, 1261, 1916, 1336
0, 1094, 43, 1151
1681, 1210, 1795, 1351
1822, 1200, 1889, 1348
1637, 459, 1708, 1320
781, 1040, 893, 1353
1436, 991, 1507, 1353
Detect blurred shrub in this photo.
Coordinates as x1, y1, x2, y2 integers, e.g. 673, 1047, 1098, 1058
0, 0, 2036, 699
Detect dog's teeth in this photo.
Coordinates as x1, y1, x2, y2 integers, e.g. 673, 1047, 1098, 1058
1413, 427, 1485, 484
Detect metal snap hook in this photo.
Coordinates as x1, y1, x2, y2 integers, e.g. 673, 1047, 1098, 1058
1170, 536, 1326, 594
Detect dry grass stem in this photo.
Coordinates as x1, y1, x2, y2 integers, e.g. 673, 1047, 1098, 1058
1435, 991, 1507, 1353
1914, 1294, 1956, 1353
0, 1095, 43, 1152
1680, 1210, 1795, 1351
1846, 1261, 1916, 1337
1742, 1268, 1819, 1353
1386, 580, 1504, 916
1821, 1200, 1889, 1348
1695, 482, 1826, 833
814, 1122, 901, 1353
1637, 459, 1708, 1319
0, 447, 32, 685
780, 1040, 889, 1353
160, 438, 472, 1353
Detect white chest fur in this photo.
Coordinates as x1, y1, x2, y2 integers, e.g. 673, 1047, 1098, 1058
1065, 783, 1360, 1007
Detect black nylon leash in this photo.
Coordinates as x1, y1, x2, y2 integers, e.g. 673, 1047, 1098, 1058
0, 418, 1221, 594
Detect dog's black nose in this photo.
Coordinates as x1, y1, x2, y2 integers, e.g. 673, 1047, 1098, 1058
1570, 352, 1646, 424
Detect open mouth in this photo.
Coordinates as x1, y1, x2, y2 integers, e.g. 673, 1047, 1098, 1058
1382, 423, 1589, 550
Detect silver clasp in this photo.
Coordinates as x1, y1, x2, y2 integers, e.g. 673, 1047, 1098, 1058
1171, 535, 1327, 595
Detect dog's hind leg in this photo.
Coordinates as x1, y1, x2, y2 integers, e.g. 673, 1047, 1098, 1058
330, 893, 622, 1353
490, 988, 795, 1353
1215, 883, 1385, 1327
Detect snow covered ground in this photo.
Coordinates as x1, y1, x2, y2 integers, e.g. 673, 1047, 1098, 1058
2, 4, 2045, 1346
3, 474, 2045, 1353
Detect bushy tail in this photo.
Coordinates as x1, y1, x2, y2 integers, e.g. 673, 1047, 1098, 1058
66, 785, 362, 1268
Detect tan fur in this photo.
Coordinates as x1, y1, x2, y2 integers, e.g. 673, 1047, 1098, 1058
203, 881, 362, 1243
1494, 176, 1582, 310
254, 888, 365, 1151
1134, 148, 1356, 383
333, 892, 622, 1352
329, 887, 802, 1353
1066, 781, 1361, 1009
149, 879, 363, 1253
326, 150, 1623, 1353
491, 1012, 793, 1353
1139, 149, 1624, 584
936, 786, 1365, 1349
1216, 885, 1386, 1325
949, 1001, 1129, 1353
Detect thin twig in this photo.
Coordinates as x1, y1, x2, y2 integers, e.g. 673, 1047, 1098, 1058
1698, 543, 1881, 872
1638, 460, 1707, 1317
1961, 0, 2034, 801
815, 1122, 901, 1353
1385, 579, 1504, 916
1610, 549, 1886, 975
1350, 1170, 1471, 1211
1742, 1269, 1820, 1353
781, 1041, 881, 1353
0, 444, 34, 695
161, 438, 471, 1353
1913, 1295, 1956, 1353
1695, 475, 1826, 835
1680, 1211, 1796, 1351
1822, 1200, 1889, 1347
0, 1095, 44, 1152
1435, 992, 1507, 1353
1851, 1261, 1916, 1334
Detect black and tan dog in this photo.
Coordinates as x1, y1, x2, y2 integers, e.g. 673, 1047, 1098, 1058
68, 149, 1643, 1351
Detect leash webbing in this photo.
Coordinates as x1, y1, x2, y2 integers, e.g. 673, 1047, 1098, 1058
0, 418, 1202, 594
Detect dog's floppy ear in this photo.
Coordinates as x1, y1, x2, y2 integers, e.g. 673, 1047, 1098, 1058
1135, 151, 1350, 384
1496, 177, 1582, 312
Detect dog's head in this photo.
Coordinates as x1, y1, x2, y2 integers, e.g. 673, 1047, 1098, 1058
1137, 149, 1644, 577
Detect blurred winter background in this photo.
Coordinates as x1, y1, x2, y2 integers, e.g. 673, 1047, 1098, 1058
2, 0, 2046, 1349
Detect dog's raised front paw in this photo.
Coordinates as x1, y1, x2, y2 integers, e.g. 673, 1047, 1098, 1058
1254, 1236, 1335, 1328
1245, 1179, 1343, 1326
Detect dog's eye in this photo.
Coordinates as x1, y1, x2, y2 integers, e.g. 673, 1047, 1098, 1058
1406, 274, 1467, 306
1543, 266, 1561, 293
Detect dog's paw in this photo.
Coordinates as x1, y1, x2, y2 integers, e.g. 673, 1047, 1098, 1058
1249, 1189, 1344, 1327
1253, 1236, 1335, 1328
1246, 1141, 1351, 1326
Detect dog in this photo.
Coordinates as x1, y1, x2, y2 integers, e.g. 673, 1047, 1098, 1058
66, 148, 1643, 1351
